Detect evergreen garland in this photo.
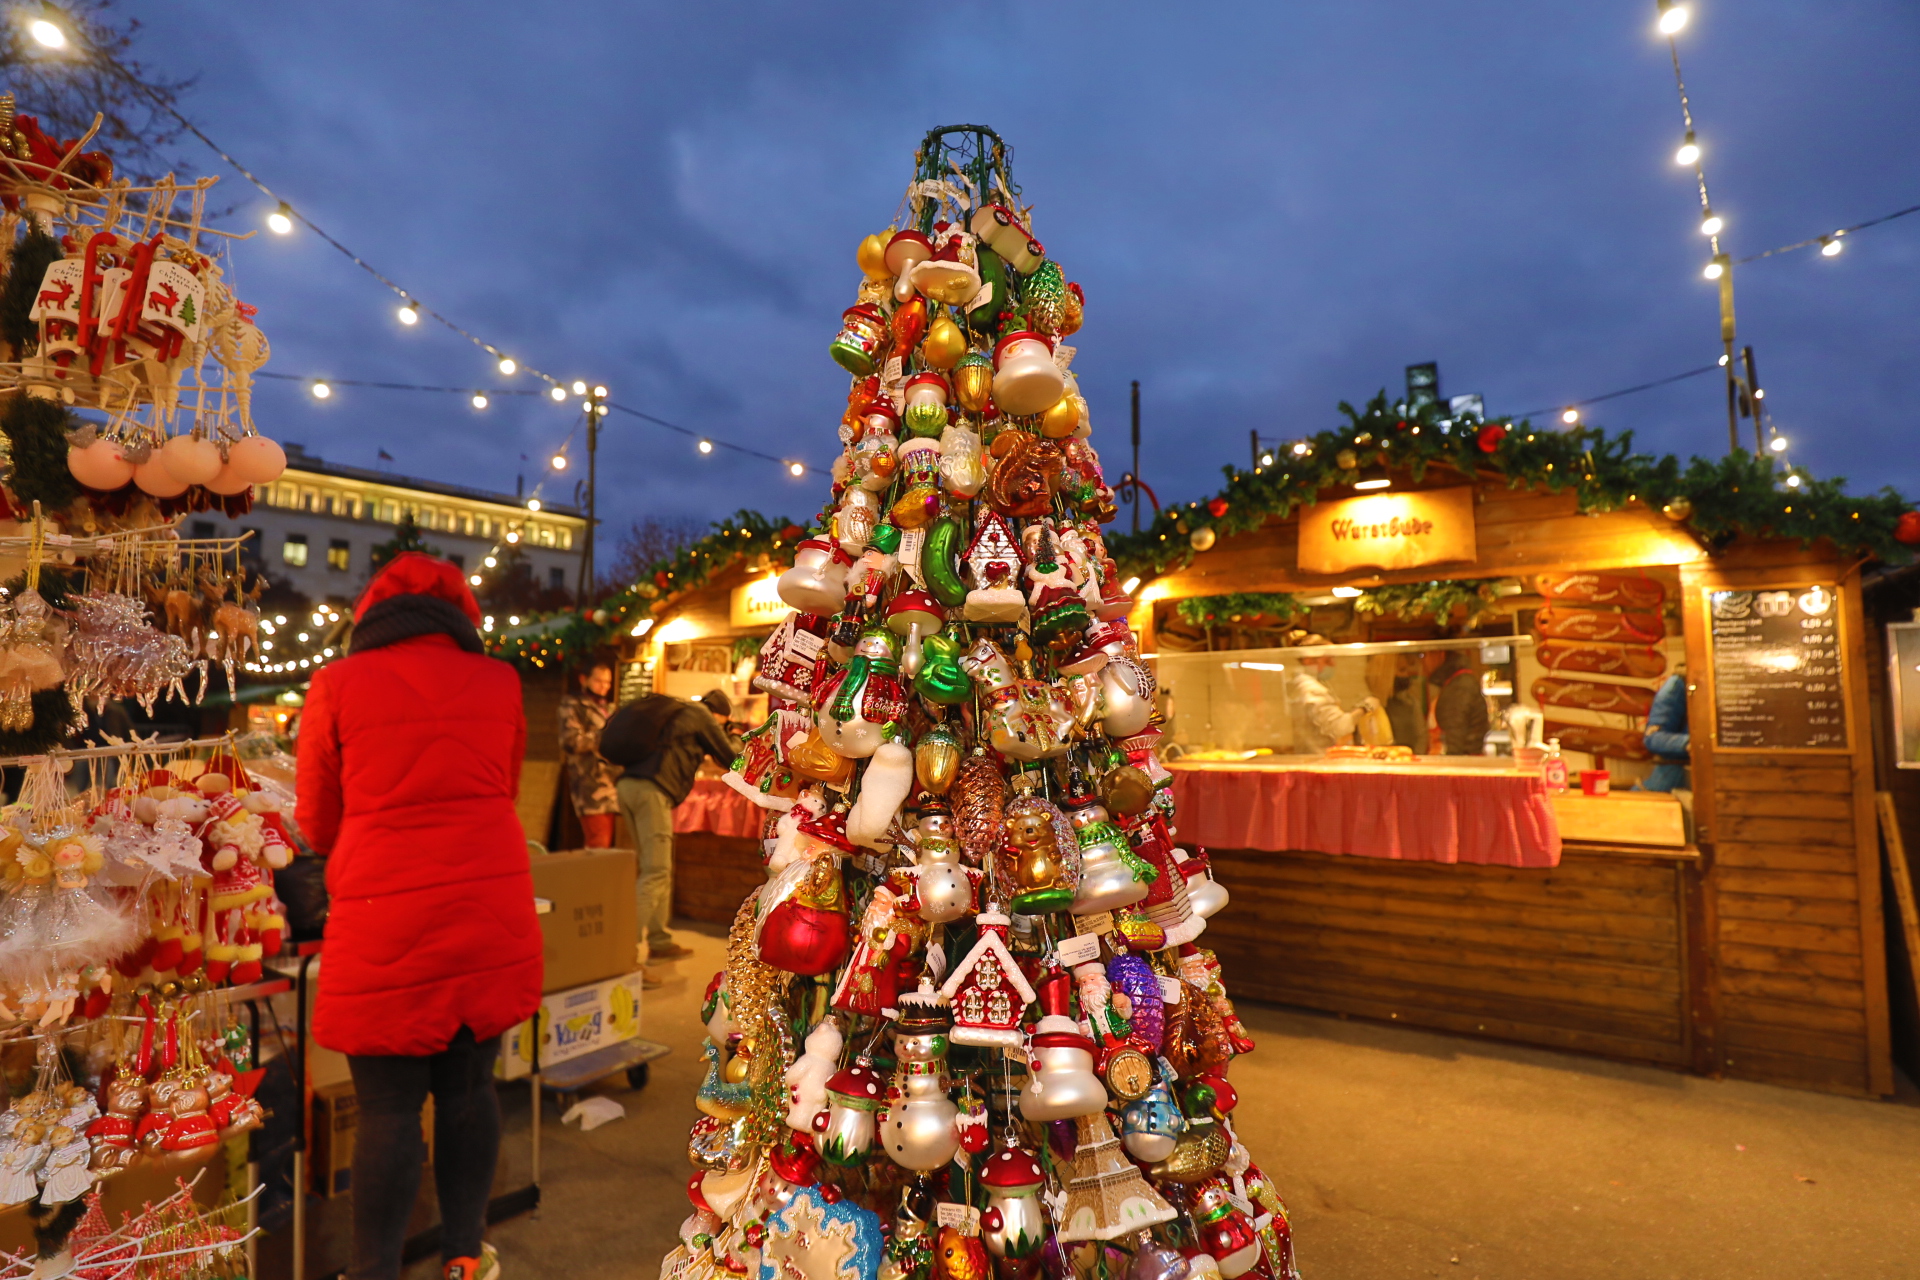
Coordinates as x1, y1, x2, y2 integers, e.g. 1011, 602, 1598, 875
0, 223, 63, 353
1107, 391, 1916, 577
0, 394, 80, 510
485, 509, 801, 670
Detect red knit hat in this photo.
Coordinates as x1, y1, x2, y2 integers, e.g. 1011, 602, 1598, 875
354, 552, 482, 624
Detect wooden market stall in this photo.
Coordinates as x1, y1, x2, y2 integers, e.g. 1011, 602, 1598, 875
1129, 466, 1896, 1096
618, 553, 782, 925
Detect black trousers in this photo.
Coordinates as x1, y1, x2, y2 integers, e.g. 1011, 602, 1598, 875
345, 1027, 501, 1280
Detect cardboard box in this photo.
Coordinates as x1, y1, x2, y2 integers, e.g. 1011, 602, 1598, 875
497, 970, 645, 1080
530, 848, 637, 992
311, 1080, 434, 1198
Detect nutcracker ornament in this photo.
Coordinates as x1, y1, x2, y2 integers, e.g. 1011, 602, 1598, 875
658, 125, 1300, 1280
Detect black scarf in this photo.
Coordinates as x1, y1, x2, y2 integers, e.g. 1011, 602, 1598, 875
350, 593, 484, 655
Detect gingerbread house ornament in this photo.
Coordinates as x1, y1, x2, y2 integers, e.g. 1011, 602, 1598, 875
963, 513, 1027, 623
938, 910, 1038, 1047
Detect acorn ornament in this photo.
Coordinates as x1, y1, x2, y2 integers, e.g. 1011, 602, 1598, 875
952, 352, 994, 412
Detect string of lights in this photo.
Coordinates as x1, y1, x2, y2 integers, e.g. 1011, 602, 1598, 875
254, 370, 819, 476
1737, 201, 1920, 264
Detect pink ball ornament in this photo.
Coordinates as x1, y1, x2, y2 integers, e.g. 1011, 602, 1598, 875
203, 463, 253, 496
68, 440, 134, 491
160, 435, 224, 485
227, 436, 287, 484
132, 457, 189, 497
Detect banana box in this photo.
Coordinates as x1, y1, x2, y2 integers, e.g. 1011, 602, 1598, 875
496, 969, 645, 1080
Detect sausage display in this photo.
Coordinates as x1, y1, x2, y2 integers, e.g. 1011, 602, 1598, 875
1535, 639, 1667, 680
1535, 572, 1667, 610
1534, 606, 1665, 645
1532, 678, 1656, 718
1542, 720, 1652, 761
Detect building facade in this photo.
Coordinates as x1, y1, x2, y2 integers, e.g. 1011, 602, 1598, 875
188, 443, 588, 607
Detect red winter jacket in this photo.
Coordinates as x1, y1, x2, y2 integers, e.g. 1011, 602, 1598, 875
297, 554, 542, 1057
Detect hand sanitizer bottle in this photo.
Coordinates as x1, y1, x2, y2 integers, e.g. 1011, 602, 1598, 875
1542, 737, 1569, 793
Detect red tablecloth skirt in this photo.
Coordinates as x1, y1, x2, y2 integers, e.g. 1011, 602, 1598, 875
1169, 766, 1561, 868
673, 777, 764, 838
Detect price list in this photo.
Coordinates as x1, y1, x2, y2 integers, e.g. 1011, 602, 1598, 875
1708, 585, 1847, 750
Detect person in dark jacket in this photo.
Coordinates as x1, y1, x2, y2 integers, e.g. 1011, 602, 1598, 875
598, 688, 738, 964
298, 553, 540, 1280
1423, 649, 1489, 755
1638, 670, 1691, 791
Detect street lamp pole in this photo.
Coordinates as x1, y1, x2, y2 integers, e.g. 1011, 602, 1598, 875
577, 389, 602, 602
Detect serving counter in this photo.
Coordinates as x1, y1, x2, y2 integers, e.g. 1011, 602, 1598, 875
1169, 758, 1562, 867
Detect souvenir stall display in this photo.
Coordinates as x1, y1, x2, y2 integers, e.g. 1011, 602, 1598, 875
1110, 392, 1910, 1099
659, 127, 1302, 1280
0, 95, 289, 754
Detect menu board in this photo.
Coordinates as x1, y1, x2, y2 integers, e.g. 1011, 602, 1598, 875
1707, 585, 1847, 750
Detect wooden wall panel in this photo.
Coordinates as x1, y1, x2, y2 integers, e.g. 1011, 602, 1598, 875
1205, 847, 1690, 1067
672, 832, 764, 925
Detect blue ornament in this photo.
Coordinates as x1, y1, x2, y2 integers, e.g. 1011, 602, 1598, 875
758, 1185, 882, 1280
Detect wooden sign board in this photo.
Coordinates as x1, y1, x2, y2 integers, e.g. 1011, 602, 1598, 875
730, 574, 791, 629
1297, 486, 1476, 575
1705, 583, 1849, 751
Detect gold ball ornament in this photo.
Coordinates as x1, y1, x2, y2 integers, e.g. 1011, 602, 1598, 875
952, 353, 993, 412
1040, 394, 1082, 439
1661, 496, 1693, 522
1190, 527, 1217, 552
1335, 448, 1359, 471
922, 315, 967, 370
857, 233, 891, 281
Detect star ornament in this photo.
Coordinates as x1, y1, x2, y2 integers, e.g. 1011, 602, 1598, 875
758, 1185, 882, 1280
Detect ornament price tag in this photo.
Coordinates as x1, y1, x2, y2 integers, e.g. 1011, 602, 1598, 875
788, 628, 826, 661
854, 853, 888, 878
899, 528, 926, 585
1055, 932, 1102, 967
1073, 911, 1115, 936
1157, 975, 1184, 1004
1228, 1193, 1256, 1218
935, 1202, 981, 1235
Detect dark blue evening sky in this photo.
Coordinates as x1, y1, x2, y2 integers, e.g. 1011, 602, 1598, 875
128, 1, 1919, 536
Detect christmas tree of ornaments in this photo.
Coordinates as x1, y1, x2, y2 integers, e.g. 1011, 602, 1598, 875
661, 128, 1301, 1280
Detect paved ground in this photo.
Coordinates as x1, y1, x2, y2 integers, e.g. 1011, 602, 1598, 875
431, 920, 1920, 1280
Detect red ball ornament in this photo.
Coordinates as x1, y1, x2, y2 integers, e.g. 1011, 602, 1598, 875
1477, 424, 1508, 454
1207, 497, 1229, 519
1896, 511, 1920, 545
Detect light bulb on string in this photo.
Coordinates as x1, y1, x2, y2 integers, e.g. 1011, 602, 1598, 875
1820, 235, 1844, 257
498, 357, 517, 375
1260, 452, 1274, 466
1699, 211, 1723, 236
471, 393, 488, 409
1656, 1, 1689, 35
267, 203, 294, 235
594, 403, 609, 416
469, 574, 483, 586
1291, 441, 1310, 456
549, 385, 566, 401
1703, 259, 1725, 280
527, 499, 542, 512
787, 462, 805, 477
484, 555, 497, 568
1770, 436, 1788, 453
28, 13, 65, 48
1785, 474, 1802, 488
551, 454, 567, 471
593, 385, 608, 398
310, 381, 331, 400
397, 299, 420, 325
1561, 407, 1581, 425
580, 400, 591, 413
697, 439, 713, 455
1674, 131, 1700, 166
570, 380, 587, 395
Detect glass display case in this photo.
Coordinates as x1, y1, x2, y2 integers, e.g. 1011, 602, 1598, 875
1154, 635, 1533, 762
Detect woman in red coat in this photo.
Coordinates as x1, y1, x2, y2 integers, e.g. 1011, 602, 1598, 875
298, 553, 542, 1280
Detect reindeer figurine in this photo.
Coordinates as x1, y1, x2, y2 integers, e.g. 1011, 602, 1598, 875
206, 568, 262, 694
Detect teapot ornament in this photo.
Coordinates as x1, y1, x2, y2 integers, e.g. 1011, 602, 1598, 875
778, 537, 853, 615
880, 984, 960, 1171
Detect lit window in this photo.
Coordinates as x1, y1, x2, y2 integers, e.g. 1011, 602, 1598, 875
461, 513, 474, 535
326, 540, 349, 571
538, 526, 554, 547
560, 528, 573, 550
282, 535, 309, 567
380, 501, 397, 522
479, 516, 492, 537
302, 490, 318, 512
